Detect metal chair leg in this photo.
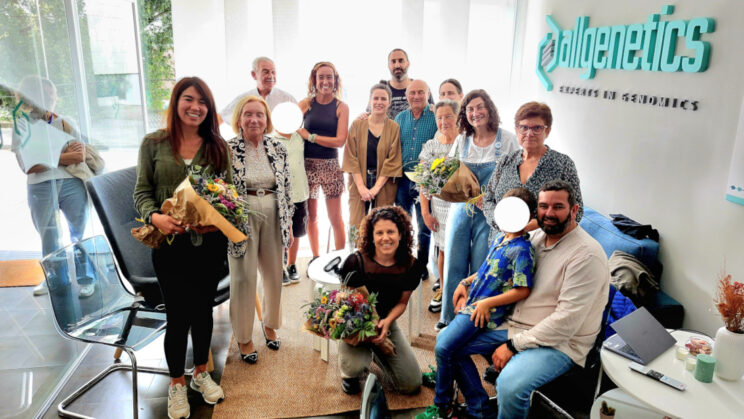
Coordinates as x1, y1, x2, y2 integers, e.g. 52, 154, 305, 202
57, 347, 170, 419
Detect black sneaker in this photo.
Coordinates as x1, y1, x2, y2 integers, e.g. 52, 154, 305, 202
434, 322, 447, 332
288, 264, 300, 283
482, 365, 499, 385
341, 377, 361, 395
282, 268, 291, 286
432, 281, 441, 292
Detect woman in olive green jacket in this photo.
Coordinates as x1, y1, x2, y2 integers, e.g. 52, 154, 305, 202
133, 77, 231, 418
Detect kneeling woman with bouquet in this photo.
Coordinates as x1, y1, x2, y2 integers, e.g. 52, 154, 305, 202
134, 77, 230, 418
337, 206, 426, 395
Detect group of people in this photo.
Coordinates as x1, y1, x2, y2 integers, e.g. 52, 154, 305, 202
12, 47, 608, 419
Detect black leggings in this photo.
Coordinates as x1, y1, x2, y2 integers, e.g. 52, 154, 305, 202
152, 232, 228, 378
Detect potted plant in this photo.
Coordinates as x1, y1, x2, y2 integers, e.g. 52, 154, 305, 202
712, 271, 744, 381
599, 400, 615, 419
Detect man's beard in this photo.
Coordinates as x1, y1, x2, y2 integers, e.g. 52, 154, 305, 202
538, 213, 571, 235
390, 67, 407, 82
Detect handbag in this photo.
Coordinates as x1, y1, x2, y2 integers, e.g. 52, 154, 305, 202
436, 138, 480, 203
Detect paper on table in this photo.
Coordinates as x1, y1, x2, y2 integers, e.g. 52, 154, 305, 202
18, 120, 73, 173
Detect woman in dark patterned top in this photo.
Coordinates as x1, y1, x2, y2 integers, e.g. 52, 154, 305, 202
483, 102, 583, 242
227, 96, 293, 366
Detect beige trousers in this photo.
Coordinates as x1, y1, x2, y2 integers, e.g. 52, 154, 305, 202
228, 194, 283, 344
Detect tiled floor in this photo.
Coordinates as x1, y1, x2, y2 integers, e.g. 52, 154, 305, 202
0, 282, 426, 419
0, 286, 88, 418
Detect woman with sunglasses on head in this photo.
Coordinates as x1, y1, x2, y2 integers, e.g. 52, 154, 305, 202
298, 61, 350, 259
437, 90, 519, 332
134, 77, 230, 419
482, 101, 583, 243
337, 206, 426, 396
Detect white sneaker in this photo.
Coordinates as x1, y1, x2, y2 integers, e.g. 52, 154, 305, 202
33, 283, 48, 296
190, 371, 225, 404
167, 383, 190, 419
78, 284, 95, 298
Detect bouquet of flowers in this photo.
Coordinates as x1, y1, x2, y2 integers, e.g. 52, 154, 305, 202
715, 271, 744, 333
132, 165, 255, 248
411, 155, 460, 197
304, 287, 395, 355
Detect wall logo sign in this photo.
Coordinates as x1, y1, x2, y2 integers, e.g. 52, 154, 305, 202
536, 5, 715, 91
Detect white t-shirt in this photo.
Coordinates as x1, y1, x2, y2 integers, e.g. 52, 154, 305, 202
455, 131, 519, 164
220, 87, 297, 123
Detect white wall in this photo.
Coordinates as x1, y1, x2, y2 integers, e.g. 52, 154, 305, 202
170, 0, 744, 335
513, 0, 744, 335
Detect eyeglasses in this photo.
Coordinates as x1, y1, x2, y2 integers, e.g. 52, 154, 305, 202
517, 124, 548, 135
435, 114, 455, 122
465, 104, 487, 113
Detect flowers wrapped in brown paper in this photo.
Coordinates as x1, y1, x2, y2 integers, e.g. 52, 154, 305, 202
437, 162, 481, 202
131, 177, 248, 249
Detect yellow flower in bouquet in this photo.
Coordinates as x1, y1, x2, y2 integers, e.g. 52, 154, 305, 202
431, 156, 445, 171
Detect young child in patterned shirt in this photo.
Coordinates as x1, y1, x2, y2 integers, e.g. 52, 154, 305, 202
418, 187, 537, 419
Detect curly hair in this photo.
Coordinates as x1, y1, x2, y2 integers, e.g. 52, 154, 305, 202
457, 89, 501, 137
356, 206, 414, 266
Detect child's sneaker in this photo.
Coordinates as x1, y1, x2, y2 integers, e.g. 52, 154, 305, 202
415, 404, 453, 419
422, 365, 437, 388
167, 383, 190, 419
190, 371, 225, 404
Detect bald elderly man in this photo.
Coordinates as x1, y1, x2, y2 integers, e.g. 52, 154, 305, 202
393, 79, 438, 268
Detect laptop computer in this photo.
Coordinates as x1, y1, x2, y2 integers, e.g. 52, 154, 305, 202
603, 306, 677, 365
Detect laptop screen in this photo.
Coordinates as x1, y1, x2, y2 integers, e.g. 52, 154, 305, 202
609, 307, 677, 364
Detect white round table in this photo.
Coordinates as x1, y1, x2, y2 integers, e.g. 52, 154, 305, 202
600, 330, 744, 418
306, 249, 351, 362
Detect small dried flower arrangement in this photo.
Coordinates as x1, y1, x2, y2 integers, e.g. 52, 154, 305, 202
715, 271, 744, 334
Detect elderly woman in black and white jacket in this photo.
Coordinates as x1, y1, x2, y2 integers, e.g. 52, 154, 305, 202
228, 95, 293, 364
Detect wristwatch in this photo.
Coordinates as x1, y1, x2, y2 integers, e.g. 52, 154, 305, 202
308, 133, 317, 143
505, 339, 519, 353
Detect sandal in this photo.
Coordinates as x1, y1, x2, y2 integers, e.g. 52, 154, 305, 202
240, 351, 258, 364
262, 322, 281, 351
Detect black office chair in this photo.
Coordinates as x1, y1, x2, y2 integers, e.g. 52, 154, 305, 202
474, 285, 618, 418
85, 166, 230, 308
40, 236, 169, 419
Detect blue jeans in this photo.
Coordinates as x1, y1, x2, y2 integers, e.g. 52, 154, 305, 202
440, 203, 490, 324
395, 175, 430, 264
439, 327, 574, 419
28, 178, 93, 286
28, 178, 90, 257
434, 314, 500, 417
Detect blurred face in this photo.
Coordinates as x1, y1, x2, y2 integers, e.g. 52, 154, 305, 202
369, 88, 390, 116
373, 219, 401, 260
516, 116, 550, 151
252, 60, 276, 93
177, 86, 208, 129
315, 65, 335, 96
435, 105, 458, 139
406, 80, 429, 113
388, 51, 409, 82
465, 97, 489, 129
239, 100, 267, 140
439, 82, 462, 102
537, 190, 576, 235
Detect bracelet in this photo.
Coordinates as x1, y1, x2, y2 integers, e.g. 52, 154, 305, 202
505, 339, 519, 353
460, 279, 472, 287
308, 133, 317, 143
